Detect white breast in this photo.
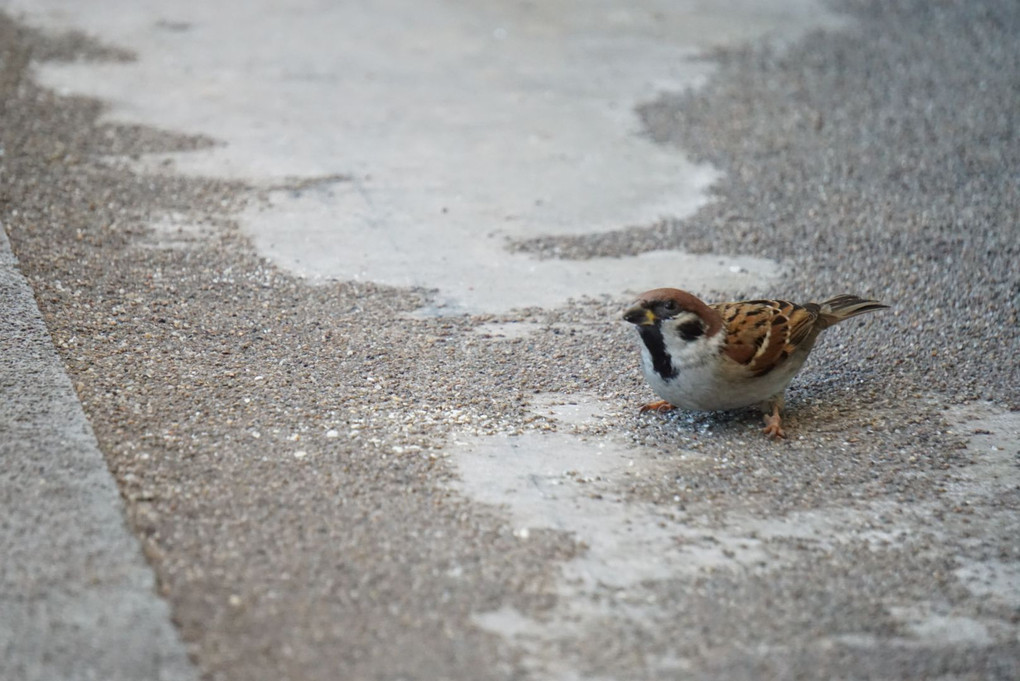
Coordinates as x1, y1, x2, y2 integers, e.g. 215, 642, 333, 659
637, 331, 809, 411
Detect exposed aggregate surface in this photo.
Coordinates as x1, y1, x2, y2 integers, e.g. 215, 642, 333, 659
2, 1, 1018, 679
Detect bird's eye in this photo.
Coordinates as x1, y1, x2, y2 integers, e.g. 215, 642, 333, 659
662, 300, 680, 314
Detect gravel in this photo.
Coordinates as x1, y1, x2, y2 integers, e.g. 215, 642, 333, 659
2, 1, 1018, 679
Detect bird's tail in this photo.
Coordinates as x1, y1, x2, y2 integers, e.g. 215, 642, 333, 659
815, 295, 889, 330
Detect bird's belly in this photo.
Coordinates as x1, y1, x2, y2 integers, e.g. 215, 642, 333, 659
641, 356, 803, 411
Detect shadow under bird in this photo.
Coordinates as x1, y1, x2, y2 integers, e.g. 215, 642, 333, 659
623, 288, 888, 438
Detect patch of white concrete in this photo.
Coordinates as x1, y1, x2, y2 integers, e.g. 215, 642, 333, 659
943, 405, 1020, 617
891, 607, 994, 647
9, 0, 849, 313
138, 214, 216, 251
453, 427, 686, 586
471, 320, 550, 340
955, 560, 1020, 610
833, 608, 996, 650
943, 404, 1020, 497
450, 394, 890, 672
828, 404, 1020, 654
455, 392, 922, 581
452, 397, 1020, 672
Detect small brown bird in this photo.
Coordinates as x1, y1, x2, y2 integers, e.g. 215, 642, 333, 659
623, 288, 888, 438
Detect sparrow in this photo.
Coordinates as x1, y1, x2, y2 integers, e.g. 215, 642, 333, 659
623, 288, 888, 438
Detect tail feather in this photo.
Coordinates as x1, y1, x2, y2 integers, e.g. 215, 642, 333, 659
815, 295, 889, 329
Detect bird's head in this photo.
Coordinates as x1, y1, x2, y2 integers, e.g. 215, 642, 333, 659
623, 288, 722, 341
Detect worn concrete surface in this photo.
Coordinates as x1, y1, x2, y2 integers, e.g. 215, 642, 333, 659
6, 0, 848, 314
1, 0, 1018, 680
0, 229, 197, 678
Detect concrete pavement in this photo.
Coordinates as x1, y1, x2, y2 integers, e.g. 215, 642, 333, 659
0, 229, 197, 679
2, 0, 1018, 679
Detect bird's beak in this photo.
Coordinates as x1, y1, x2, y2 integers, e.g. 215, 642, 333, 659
623, 305, 656, 326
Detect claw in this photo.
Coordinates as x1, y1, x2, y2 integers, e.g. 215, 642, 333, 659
639, 400, 676, 414
762, 403, 786, 439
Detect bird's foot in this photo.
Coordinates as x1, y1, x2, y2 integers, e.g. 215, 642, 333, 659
761, 406, 786, 439
639, 400, 676, 414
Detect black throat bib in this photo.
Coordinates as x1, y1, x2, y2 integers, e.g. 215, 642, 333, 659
637, 325, 677, 379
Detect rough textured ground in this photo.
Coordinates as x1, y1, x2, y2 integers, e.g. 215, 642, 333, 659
0, 230, 197, 681
515, 0, 1020, 411
2, 1, 1018, 679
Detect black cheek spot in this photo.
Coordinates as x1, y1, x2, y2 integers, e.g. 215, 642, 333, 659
677, 320, 705, 341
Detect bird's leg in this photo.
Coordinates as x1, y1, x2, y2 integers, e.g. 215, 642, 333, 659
640, 400, 676, 414
761, 396, 786, 439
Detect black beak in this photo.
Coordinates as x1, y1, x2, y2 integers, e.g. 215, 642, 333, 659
623, 305, 656, 326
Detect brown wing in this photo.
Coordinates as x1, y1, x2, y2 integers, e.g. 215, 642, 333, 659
711, 300, 820, 376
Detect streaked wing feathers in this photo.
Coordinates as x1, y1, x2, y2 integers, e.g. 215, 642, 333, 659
711, 300, 820, 376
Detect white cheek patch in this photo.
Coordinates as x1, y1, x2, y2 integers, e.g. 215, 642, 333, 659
664, 312, 701, 335
670, 312, 700, 326
661, 314, 720, 369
